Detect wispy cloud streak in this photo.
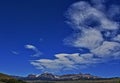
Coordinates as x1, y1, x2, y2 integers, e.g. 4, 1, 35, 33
25, 44, 42, 57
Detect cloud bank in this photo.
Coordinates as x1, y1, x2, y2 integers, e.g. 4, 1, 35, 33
31, 0, 120, 73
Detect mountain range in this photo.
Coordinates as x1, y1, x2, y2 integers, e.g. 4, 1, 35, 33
21, 72, 100, 81
0, 72, 120, 83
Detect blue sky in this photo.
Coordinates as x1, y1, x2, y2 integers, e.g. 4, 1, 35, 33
0, 0, 120, 77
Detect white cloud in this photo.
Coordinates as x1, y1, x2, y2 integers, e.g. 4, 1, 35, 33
25, 45, 36, 50
112, 35, 120, 42
66, 1, 119, 30
64, 0, 120, 66
31, 53, 102, 73
65, 0, 120, 55
31, 0, 120, 73
31, 53, 77, 72
91, 41, 120, 58
65, 29, 103, 50
25, 44, 42, 57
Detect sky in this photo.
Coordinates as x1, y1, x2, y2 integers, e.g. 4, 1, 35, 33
0, 0, 120, 77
